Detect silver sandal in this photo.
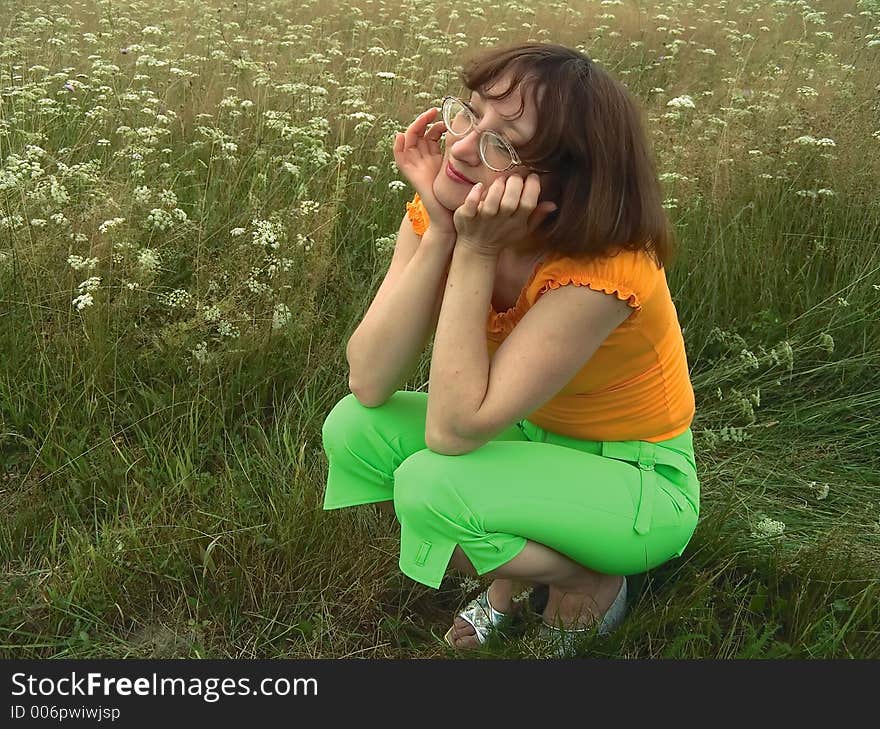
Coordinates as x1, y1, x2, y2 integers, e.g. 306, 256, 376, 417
444, 587, 521, 648
538, 576, 628, 658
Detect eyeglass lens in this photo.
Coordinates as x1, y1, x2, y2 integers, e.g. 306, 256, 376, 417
442, 98, 514, 171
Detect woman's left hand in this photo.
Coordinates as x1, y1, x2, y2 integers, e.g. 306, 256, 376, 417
452, 173, 558, 258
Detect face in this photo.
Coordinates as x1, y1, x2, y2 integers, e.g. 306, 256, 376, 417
433, 74, 545, 219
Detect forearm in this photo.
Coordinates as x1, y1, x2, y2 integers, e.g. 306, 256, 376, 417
347, 230, 456, 406
425, 244, 498, 442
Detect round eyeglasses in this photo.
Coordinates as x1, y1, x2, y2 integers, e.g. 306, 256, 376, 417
440, 95, 552, 173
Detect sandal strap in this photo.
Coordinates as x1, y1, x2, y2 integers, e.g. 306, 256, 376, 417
456, 588, 509, 644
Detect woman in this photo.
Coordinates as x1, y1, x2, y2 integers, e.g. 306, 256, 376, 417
321, 42, 700, 657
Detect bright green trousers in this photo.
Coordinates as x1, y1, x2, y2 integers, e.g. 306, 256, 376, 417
321, 390, 700, 590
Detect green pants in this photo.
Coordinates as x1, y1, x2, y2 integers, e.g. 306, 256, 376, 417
321, 390, 700, 590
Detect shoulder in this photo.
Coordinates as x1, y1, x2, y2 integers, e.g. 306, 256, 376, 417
526, 248, 660, 321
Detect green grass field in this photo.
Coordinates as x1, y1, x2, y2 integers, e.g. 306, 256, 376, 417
1, 0, 879, 658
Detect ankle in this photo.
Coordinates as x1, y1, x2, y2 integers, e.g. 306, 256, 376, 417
487, 579, 531, 614
543, 575, 623, 628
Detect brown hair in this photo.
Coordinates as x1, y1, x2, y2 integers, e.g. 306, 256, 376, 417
459, 42, 675, 269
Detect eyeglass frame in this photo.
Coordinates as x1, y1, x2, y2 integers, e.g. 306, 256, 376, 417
440, 95, 553, 174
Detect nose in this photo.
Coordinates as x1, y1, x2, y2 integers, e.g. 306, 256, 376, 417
448, 127, 482, 167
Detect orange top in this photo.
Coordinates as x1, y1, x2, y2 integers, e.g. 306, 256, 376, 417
406, 192, 695, 443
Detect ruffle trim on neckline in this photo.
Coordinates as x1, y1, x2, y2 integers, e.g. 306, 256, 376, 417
405, 192, 430, 236
486, 258, 547, 338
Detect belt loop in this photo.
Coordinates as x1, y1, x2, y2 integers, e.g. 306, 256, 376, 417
634, 441, 657, 535
638, 441, 656, 470
521, 419, 548, 443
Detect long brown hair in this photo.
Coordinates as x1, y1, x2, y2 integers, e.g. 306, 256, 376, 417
459, 42, 675, 269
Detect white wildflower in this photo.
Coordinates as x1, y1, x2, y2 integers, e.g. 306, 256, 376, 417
158, 188, 177, 208
272, 302, 292, 330
217, 319, 240, 338
78, 276, 101, 293
202, 304, 221, 323
459, 576, 482, 592
298, 200, 320, 216
770, 340, 794, 369
388, 180, 407, 191
751, 517, 785, 538
98, 217, 125, 234
666, 95, 695, 109
145, 208, 175, 232
251, 219, 284, 249
68, 255, 100, 271
132, 185, 151, 204
72, 292, 94, 310
230, 227, 246, 237
159, 288, 192, 309
137, 248, 160, 274
192, 341, 209, 365
740, 349, 760, 370
512, 587, 532, 603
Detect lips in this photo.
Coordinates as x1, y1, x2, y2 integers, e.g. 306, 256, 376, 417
447, 161, 476, 184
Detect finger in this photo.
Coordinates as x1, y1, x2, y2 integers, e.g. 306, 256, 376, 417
481, 177, 506, 216
517, 173, 541, 215
465, 182, 483, 215
425, 119, 447, 142
499, 175, 525, 216
405, 108, 437, 148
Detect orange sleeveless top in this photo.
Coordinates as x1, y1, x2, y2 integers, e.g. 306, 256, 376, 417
406, 192, 695, 442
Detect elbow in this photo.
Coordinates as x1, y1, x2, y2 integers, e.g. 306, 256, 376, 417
424, 424, 471, 456
348, 377, 387, 409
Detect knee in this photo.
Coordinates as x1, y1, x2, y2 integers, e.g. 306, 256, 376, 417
393, 451, 456, 520
321, 392, 367, 449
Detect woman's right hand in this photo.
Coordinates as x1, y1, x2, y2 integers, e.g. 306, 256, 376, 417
393, 107, 457, 236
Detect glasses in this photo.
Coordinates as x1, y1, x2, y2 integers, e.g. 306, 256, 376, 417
440, 95, 551, 173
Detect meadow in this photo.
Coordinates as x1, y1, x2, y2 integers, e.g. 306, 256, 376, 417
1, 0, 879, 658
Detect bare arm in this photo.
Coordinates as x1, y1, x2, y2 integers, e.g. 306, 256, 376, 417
346, 215, 456, 407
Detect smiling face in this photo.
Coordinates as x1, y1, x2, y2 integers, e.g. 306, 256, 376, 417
432, 74, 548, 247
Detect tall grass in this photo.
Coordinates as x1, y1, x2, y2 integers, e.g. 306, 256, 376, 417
1, 0, 878, 657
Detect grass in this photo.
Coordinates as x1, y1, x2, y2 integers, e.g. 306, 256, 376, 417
1, 0, 879, 658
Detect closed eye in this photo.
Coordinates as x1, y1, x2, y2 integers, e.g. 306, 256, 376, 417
465, 98, 519, 147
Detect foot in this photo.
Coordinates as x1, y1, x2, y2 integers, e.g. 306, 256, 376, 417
542, 574, 625, 631
446, 580, 527, 650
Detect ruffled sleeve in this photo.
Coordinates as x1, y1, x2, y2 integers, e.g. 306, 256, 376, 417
405, 192, 430, 236
526, 249, 658, 322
